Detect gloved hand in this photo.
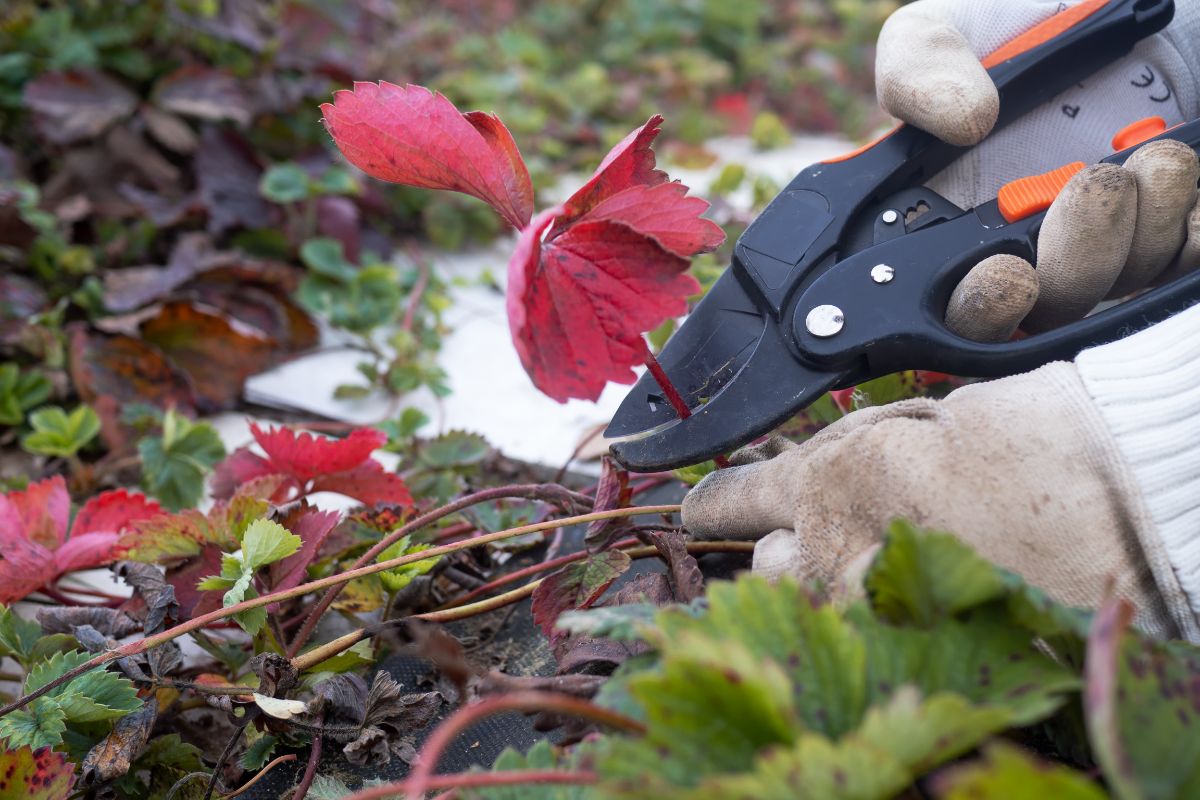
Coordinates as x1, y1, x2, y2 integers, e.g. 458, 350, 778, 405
876, 0, 1200, 340
682, 0, 1200, 641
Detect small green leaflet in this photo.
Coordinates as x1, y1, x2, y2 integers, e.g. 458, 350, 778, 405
0, 363, 51, 426
20, 404, 101, 457
197, 518, 301, 634
0, 604, 43, 665
936, 743, 1107, 800
376, 534, 440, 593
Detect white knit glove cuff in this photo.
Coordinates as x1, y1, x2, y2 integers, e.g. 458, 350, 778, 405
1077, 303, 1200, 640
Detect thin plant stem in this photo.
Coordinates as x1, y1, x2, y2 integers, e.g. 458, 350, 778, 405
224, 754, 297, 800
290, 718, 323, 800
287, 484, 595, 657
0, 504, 679, 720
403, 691, 644, 800
340, 770, 599, 800
638, 339, 691, 421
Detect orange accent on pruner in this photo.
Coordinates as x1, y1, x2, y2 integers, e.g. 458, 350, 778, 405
998, 162, 1087, 223
820, 123, 903, 164
1112, 116, 1168, 151
981, 0, 1111, 68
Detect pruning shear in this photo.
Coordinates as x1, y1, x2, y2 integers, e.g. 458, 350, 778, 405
606, 0, 1200, 472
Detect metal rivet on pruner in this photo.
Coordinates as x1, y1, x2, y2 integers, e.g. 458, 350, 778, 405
881, 209, 900, 225
805, 305, 845, 338
871, 264, 895, 284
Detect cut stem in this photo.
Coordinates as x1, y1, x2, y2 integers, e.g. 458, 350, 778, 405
639, 339, 690, 420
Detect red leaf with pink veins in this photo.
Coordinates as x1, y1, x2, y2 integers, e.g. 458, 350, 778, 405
0, 476, 69, 550
54, 531, 120, 574
310, 461, 413, 508
321, 82, 533, 229
580, 182, 725, 257
70, 488, 164, 537
507, 211, 702, 403
252, 424, 386, 483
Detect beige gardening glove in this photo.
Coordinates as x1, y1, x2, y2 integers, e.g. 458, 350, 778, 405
683, 0, 1200, 641
876, 0, 1200, 340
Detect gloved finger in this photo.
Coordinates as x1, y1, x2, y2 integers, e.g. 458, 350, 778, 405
751, 529, 806, 584
725, 435, 798, 467
682, 459, 794, 541
1156, 200, 1200, 285
1021, 164, 1137, 333
944, 254, 1038, 342
1107, 140, 1200, 298
875, 0, 998, 146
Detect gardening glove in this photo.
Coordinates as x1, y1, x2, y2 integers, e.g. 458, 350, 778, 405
874, 0, 1200, 341
683, 305, 1200, 643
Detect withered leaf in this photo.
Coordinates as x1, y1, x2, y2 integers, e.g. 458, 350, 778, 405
400, 621, 473, 698
195, 126, 272, 234
315, 671, 442, 766
0, 188, 38, 249
81, 697, 158, 787
69, 326, 196, 415
640, 529, 704, 603
585, 456, 632, 550
139, 301, 276, 411
142, 106, 199, 154
153, 66, 254, 126
249, 652, 298, 698
24, 70, 137, 145
114, 561, 179, 634
36, 607, 140, 638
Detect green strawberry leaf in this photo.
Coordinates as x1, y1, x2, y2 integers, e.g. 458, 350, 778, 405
376, 534, 440, 593
138, 409, 226, 511
240, 518, 302, 571
0, 363, 52, 426
260, 163, 311, 204
934, 743, 1108, 800
0, 696, 66, 750
0, 604, 43, 665
20, 404, 100, 457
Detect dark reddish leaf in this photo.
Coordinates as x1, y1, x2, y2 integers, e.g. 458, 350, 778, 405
23, 70, 137, 145
531, 549, 632, 643
309, 460, 413, 508
252, 424, 386, 482
268, 504, 340, 593
153, 65, 253, 125
0, 746, 76, 799
70, 489, 164, 539
321, 82, 533, 229
195, 126, 272, 233
508, 212, 699, 402
585, 456, 632, 549
167, 544, 225, 618
68, 326, 197, 415
210, 448, 279, 502
81, 699, 157, 787
117, 183, 197, 227
316, 195, 362, 263
577, 182, 726, 257
139, 301, 276, 411
0, 188, 38, 249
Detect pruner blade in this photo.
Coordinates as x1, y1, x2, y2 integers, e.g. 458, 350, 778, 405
605, 270, 840, 471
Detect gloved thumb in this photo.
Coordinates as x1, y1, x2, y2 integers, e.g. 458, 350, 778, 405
876, 0, 998, 146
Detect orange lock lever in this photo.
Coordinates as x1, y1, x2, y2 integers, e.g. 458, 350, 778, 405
997, 162, 1087, 223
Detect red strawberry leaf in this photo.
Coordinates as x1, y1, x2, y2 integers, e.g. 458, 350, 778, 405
0, 540, 57, 605
507, 211, 701, 402
70, 489, 163, 538
0, 746, 76, 799
210, 447, 278, 501
252, 424, 386, 483
310, 460, 413, 508
531, 549, 632, 643
556, 115, 668, 223
578, 182, 726, 257
0, 476, 69, 551
53, 531, 120, 575
321, 82, 533, 229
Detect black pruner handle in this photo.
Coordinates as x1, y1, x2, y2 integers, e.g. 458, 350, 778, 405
734, 0, 1175, 315
792, 118, 1200, 379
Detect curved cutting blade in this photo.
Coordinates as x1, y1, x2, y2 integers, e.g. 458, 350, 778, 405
606, 269, 840, 471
